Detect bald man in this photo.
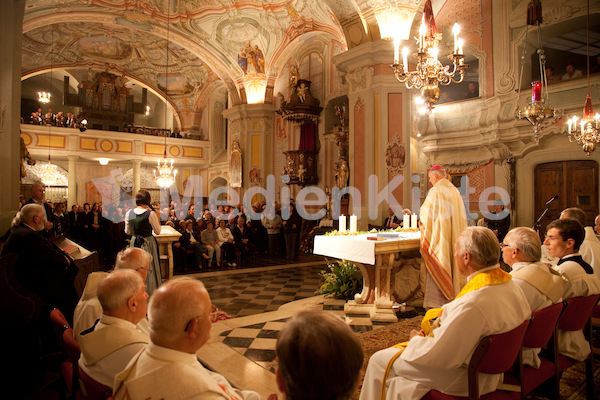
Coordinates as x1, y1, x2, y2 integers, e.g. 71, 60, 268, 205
114, 278, 260, 399
73, 247, 152, 340
78, 269, 150, 387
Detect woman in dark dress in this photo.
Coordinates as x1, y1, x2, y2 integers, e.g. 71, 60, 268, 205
124, 190, 162, 294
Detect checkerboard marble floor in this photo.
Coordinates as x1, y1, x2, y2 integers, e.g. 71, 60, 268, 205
188, 262, 423, 397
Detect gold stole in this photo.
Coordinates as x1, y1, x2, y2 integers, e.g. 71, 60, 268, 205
380, 268, 512, 400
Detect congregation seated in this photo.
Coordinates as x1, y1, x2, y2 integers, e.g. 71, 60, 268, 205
113, 277, 261, 399
274, 310, 363, 400
359, 226, 531, 400
201, 221, 221, 267
179, 220, 209, 270
544, 218, 600, 361
73, 247, 151, 341
78, 269, 150, 387
501, 226, 568, 367
233, 215, 257, 264
217, 219, 237, 267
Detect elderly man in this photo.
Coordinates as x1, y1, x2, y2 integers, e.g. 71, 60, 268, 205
1, 203, 78, 323
419, 165, 468, 307
560, 207, 600, 278
501, 227, 567, 367
73, 247, 152, 340
275, 311, 363, 400
113, 278, 261, 399
544, 218, 600, 361
25, 183, 53, 234
360, 227, 530, 400
78, 269, 150, 387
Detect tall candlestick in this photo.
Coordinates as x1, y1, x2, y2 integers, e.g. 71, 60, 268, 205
402, 47, 409, 73
531, 81, 542, 102
350, 215, 358, 232
403, 214, 410, 229
393, 38, 400, 64
411, 214, 418, 229
339, 214, 346, 232
458, 38, 463, 55
419, 23, 426, 51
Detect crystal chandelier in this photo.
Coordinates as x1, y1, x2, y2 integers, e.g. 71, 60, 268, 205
153, 1, 177, 188
565, 0, 599, 156
390, 0, 468, 112
514, 0, 560, 141
38, 91, 51, 104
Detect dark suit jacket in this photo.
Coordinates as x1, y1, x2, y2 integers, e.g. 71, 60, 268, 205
1, 224, 79, 319
180, 230, 202, 249
383, 216, 401, 227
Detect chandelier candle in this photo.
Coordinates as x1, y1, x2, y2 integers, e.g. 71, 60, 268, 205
532, 81, 542, 102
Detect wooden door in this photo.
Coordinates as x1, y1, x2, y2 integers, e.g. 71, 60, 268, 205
534, 160, 598, 236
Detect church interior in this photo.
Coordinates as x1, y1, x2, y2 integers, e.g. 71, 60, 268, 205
3, 0, 600, 399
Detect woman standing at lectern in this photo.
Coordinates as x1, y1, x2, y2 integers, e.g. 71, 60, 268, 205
124, 190, 162, 294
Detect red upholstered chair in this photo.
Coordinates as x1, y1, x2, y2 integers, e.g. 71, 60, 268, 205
78, 365, 113, 400
421, 319, 530, 400
63, 327, 84, 400
555, 294, 600, 400
591, 305, 600, 356
506, 302, 564, 400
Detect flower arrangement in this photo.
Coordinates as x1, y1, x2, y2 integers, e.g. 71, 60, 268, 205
316, 258, 362, 299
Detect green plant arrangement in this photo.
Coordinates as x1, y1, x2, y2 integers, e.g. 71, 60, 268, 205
316, 258, 363, 299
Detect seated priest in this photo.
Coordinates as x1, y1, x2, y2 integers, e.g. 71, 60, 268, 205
544, 218, 600, 361
113, 278, 261, 399
78, 269, 150, 387
501, 226, 567, 367
559, 207, 600, 278
359, 227, 531, 400
73, 247, 151, 341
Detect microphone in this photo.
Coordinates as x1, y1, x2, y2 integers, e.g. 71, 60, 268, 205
545, 195, 559, 206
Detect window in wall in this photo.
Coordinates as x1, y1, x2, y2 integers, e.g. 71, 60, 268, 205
299, 52, 323, 103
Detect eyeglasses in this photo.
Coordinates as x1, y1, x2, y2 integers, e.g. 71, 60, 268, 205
184, 307, 220, 331
136, 266, 153, 274
500, 243, 516, 250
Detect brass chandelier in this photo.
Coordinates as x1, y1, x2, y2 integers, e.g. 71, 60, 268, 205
565, 0, 599, 156
390, 0, 468, 112
514, 0, 560, 141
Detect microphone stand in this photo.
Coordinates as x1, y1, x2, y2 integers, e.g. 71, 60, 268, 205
533, 196, 557, 232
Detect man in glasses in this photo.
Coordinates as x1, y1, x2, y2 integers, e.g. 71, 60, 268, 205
114, 277, 261, 400
501, 227, 567, 367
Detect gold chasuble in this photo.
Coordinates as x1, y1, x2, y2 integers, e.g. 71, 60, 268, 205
420, 178, 468, 300
381, 268, 512, 400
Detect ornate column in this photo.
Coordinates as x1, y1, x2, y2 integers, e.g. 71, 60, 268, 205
333, 40, 413, 227
223, 104, 276, 197
67, 155, 78, 206
0, 1, 25, 231
133, 159, 142, 195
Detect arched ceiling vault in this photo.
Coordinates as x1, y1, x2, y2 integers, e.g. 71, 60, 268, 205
22, 1, 432, 108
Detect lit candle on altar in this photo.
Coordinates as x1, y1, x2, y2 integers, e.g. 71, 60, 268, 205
531, 81, 542, 102
393, 38, 400, 64
411, 214, 418, 229
453, 23, 460, 53
402, 47, 409, 73
403, 214, 410, 229
339, 214, 346, 232
350, 215, 358, 232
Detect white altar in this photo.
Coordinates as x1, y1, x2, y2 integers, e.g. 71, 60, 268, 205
313, 232, 422, 322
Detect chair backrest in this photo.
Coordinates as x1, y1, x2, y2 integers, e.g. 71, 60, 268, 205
558, 295, 600, 332
475, 319, 531, 375
78, 365, 113, 400
50, 308, 71, 351
522, 302, 564, 349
